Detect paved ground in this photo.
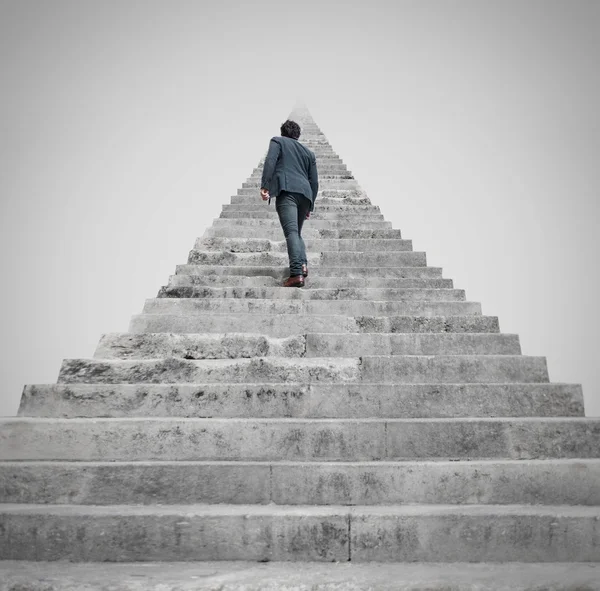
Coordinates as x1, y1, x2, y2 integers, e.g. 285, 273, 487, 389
1, 561, 600, 590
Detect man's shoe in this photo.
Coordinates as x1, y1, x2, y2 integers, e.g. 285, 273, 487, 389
283, 275, 305, 288
302, 263, 308, 277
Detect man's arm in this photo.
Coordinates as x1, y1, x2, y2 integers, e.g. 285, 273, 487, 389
308, 153, 319, 212
260, 138, 281, 194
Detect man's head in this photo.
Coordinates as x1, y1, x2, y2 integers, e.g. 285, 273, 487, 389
280, 120, 301, 140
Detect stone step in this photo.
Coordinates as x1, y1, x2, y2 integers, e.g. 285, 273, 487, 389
360, 355, 548, 383
156, 286, 465, 302
3, 561, 599, 590
93, 333, 520, 360
16, 382, 585, 419
1, 503, 600, 562
167, 275, 453, 289
219, 211, 385, 221
224, 203, 380, 213
249, 172, 354, 181
212, 218, 391, 229
194, 237, 413, 252
141, 297, 481, 317
187, 251, 427, 267
251, 164, 350, 173
2, 459, 598, 506
129, 313, 498, 337
238, 184, 359, 196
55, 355, 546, 385
230, 194, 372, 205
202, 227, 403, 239
3, 417, 598, 461
176, 264, 441, 278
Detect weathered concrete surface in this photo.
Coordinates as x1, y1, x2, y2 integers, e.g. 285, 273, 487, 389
219, 211, 385, 220
141, 297, 482, 316
0, 504, 350, 562
360, 355, 548, 383
202, 226, 403, 239
94, 333, 307, 360
94, 332, 520, 360
56, 356, 361, 384
304, 333, 520, 355
17, 383, 585, 418
350, 505, 600, 562
54, 354, 547, 384
168, 274, 454, 288
212, 218, 391, 229
174, 263, 443, 278
2, 561, 600, 591
2, 460, 599, 505
3, 418, 599, 461
1, 504, 599, 562
222, 203, 381, 213
187, 250, 431, 269
195, 237, 412, 251
157, 286, 466, 302
129, 312, 359, 337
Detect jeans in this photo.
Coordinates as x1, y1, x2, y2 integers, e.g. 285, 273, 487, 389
275, 190, 311, 277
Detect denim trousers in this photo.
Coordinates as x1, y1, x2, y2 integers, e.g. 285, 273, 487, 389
275, 190, 311, 276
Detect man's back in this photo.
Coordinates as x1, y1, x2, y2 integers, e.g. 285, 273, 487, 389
261, 135, 319, 210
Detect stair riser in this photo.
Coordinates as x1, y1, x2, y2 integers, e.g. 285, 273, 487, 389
157, 286, 465, 302
0, 511, 349, 562
351, 512, 600, 562
175, 265, 441, 278
129, 314, 499, 337
212, 218, 391, 229
142, 299, 481, 316
3, 461, 598, 505
222, 204, 380, 213
361, 355, 548, 383
17, 383, 584, 419
230, 195, 372, 205
219, 212, 384, 220
194, 238, 413, 252
238, 185, 359, 196
1, 509, 598, 562
94, 333, 520, 360
56, 357, 362, 385
187, 251, 426, 267
3, 419, 599, 461
168, 276, 453, 288
202, 227, 403, 239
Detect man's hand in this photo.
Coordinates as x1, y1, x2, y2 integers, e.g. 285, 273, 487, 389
305, 211, 311, 220
260, 188, 270, 201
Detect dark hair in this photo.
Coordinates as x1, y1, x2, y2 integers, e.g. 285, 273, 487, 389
280, 120, 301, 139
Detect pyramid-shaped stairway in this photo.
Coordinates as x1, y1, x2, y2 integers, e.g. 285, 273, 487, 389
2, 105, 599, 565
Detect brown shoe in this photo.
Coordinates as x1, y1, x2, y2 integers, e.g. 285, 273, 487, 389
283, 275, 305, 288
302, 263, 308, 277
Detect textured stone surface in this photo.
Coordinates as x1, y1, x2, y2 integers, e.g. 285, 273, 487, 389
3, 418, 599, 461
157, 286, 466, 301
1, 504, 599, 563
3, 460, 599, 505
2, 561, 600, 591
56, 356, 361, 384
17, 382, 585, 418
0, 504, 350, 562
141, 297, 482, 316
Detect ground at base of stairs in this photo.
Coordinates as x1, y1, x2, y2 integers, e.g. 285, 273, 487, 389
1, 561, 600, 591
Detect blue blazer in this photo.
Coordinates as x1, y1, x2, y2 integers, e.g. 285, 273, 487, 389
260, 136, 319, 211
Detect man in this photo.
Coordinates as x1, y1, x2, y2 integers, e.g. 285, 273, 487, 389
260, 119, 319, 287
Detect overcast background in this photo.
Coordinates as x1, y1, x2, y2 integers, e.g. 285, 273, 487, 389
1, 0, 598, 417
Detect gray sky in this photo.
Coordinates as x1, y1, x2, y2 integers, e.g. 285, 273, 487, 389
1, 0, 599, 416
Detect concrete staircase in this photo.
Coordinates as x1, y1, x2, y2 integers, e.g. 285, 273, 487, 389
1, 105, 599, 588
